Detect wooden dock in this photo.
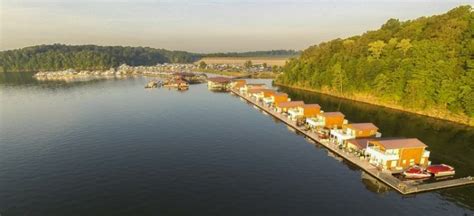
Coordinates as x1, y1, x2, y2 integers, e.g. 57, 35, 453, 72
230, 89, 474, 195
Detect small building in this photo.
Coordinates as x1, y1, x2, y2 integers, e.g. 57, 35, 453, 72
345, 138, 375, 153
330, 123, 381, 146
253, 89, 276, 101
240, 83, 267, 95
365, 138, 431, 170
248, 89, 265, 99
207, 77, 233, 90
306, 112, 346, 129
263, 92, 289, 106
288, 104, 321, 120
275, 101, 304, 113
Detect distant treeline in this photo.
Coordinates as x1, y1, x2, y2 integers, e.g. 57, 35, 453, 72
276, 6, 474, 122
204, 50, 301, 58
0, 45, 300, 72
0, 44, 200, 72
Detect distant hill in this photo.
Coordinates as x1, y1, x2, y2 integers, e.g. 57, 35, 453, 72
204, 50, 301, 58
0, 44, 200, 72
0, 45, 300, 72
276, 5, 474, 124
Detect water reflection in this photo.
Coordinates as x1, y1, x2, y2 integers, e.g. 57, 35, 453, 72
1, 73, 473, 213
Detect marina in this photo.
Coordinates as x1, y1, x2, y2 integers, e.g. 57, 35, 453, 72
230, 86, 474, 195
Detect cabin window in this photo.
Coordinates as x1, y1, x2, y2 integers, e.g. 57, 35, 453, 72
391, 161, 397, 168
409, 159, 415, 165
420, 158, 425, 165
402, 160, 406, 165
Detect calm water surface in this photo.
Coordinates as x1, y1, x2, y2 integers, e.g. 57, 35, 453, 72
1, 73, 473, 215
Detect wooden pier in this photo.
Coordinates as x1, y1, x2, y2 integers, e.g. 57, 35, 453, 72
230, 89, 474, 195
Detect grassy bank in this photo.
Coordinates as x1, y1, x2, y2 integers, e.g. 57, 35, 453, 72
274, 82, 474, 127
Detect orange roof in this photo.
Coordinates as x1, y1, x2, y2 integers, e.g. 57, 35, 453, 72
320, 112, 345, 118
371, 138, 427, 149
248, 89, 264, 94
208, 77, 232, 83
346, 123, 378, 131
276, 101, 304, 108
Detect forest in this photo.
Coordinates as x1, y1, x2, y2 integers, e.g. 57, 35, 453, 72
276, 6, 474, 124
0, 44, 200, 72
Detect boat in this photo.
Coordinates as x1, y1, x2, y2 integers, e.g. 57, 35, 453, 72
426, 164, 455, 177
403, 166, 431, 179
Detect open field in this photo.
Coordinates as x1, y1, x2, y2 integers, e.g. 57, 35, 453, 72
197, 57, 291, 66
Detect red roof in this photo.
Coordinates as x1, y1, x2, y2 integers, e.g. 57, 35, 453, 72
208, 77, 232, 83
346, 138, 374, 150
276, 101, 304, 108
347, 123, 378, 131
320, 112, 345, 118
372, 138, 427, 149
302, 104, 321, 109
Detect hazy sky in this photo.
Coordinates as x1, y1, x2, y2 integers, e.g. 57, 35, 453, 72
0, 0, 472, 52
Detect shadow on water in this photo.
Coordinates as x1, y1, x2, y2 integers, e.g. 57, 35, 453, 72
277, 85, 474, 210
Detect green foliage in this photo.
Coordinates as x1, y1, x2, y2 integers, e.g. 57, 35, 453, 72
0, 44, 200, 72
277, 5, 474, 118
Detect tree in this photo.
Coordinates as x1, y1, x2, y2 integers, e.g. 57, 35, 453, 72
397, 39, 413, 55
368, 40, 386, 59
331, 63, 347, 94
199, 61, 207, 69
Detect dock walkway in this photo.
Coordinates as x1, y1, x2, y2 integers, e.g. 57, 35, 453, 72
230, 89, 474, 195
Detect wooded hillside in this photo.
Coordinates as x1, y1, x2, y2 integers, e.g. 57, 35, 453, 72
276, 6, 474, 123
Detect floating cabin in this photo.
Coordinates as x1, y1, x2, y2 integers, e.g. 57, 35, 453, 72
287, 104, 321, 121
263, 92, 289, 106
174, 72, 207, 84
240, 83, 267, 95
306, 112, 346, 129
365, 138, 431, 170
345, 138, 376, 154
275, 101, 305, 113
252, 89, 276, 102
330, 123, 381, 146
207, 77, 233, 90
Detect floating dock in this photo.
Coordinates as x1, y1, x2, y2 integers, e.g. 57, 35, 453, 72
231, 89, 474, 195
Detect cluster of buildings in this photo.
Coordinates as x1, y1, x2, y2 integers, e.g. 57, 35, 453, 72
204, 63, 273, 73
230, 80, 432, 173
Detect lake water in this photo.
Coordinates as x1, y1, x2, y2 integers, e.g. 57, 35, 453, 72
1, 73, 473, 215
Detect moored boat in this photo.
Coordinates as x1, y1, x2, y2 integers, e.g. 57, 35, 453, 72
403, 166, 431, 179
426, 164, 455, 177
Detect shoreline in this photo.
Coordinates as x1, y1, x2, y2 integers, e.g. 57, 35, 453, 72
274, 82, 474, 127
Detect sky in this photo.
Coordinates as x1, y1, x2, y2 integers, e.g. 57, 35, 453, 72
0, 0, 472, 53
